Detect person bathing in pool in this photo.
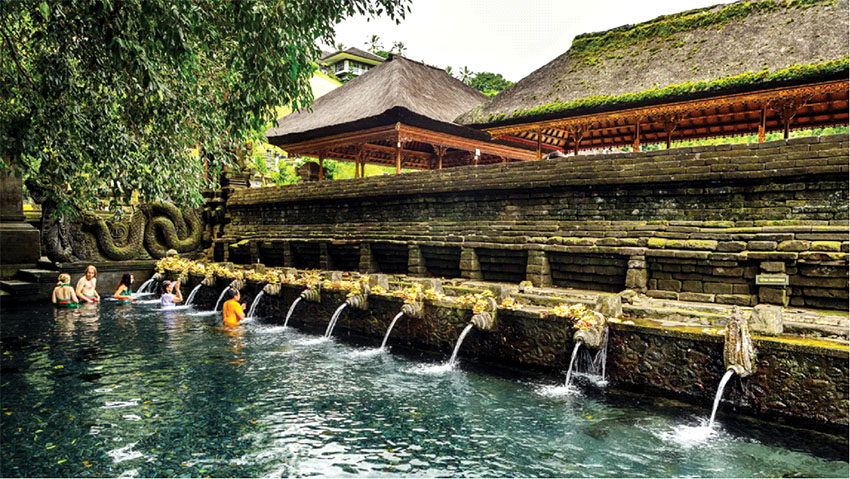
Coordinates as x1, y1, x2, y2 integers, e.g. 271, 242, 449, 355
221, 288, 247, 328
160, 280, 183, 308
52, 273, 81, 308
76, 265, 100, 303
113, 273, 134, 304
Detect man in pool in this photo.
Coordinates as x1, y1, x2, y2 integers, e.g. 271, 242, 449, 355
222, 288, 247, 327
75, 265, 100, 302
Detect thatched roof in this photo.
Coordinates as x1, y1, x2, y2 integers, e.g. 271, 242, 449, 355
458, 0, 849, 127
320, 47, 385, 64
267, 55, 489, 145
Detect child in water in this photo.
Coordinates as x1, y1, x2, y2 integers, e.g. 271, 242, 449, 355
221, 288, 246, 327
160, 280, 183, 308
52, 274, 80, 308
113, 273, 134, 304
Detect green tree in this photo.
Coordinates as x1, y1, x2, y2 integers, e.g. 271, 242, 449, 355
468, 71, 513, 96
366, 34, 383, 53
0, 0, 409, 219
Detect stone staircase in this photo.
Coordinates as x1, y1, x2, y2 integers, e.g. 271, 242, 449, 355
0, 259, 59, 305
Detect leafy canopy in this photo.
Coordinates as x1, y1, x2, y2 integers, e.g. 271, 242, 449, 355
0, 0, 409, 216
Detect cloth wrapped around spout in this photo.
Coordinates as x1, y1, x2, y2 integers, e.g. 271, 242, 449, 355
573, 312, 607, 350
724, 306, 756, 377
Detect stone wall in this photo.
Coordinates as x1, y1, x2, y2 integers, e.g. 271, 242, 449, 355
176, 275, 849, 428
223, 135, 849, 310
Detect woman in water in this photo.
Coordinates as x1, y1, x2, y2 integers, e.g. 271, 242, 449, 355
160, 280, 183, 308
52, 273, 80, 307
75, 265, 100, 303
221, 288, 246, 327
113, 273, 134, 304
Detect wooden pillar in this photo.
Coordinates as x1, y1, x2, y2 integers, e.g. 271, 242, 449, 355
663, 117, 679, 149
318, 152, 324, 181
434, 145, 445, 170
501, 156, 507, 163
360, 159, 366, 178
758, 106, 767, 143
633, 122, 641, 152
535, 129, 542, 161
783, 116, 791, 139
395, 141, 402, 174
354, 147, 362, 178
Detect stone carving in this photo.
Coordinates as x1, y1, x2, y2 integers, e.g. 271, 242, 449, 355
42, 202, 202, 262
574, 312, 608, 350
263, 283, 282, 296
201, 276, 216, 287
229, 279, 244, 291
301, 288, 321, 303
471, 297, 498, 331
749, 305, 783, 335
345, 281, 371, 310
724, 306, 756, 377
401, 301, 425, 320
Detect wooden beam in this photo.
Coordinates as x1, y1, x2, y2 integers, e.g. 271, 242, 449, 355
397, 124, 537, 161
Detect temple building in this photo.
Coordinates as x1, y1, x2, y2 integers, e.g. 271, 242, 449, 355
456, 0, 848, 156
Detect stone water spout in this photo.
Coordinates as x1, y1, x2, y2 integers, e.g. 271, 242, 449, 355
201, 276, 216, 287
470, 297, 498, 332
229, 278, 245, 291
300, 287, 321, 303
573, 312, 608, 350
724, 306, 756, 377
344, 279, 371, 310
262, 283, 282, 296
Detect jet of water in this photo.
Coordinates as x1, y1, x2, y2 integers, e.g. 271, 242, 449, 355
213, 287, 230, 312
185, 284, 203, 306
380, 311, 405, 350
708, 368, 737, 428
136, 278, 156, 295
246, 291, 265, 319
283, 297, 302, 329
564, 341, 583, 388
324, 303, 348, 338
447, 323, 475, 367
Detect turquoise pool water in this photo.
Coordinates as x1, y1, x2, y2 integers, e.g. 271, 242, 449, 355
1, 301, 847, 477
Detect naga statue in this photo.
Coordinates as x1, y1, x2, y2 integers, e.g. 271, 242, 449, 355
41, 201, 202, 263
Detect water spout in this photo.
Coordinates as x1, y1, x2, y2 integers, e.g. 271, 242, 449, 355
708, 368, 737, 429
380, 312, 405, 350
564, 341, 583, 388
246, 291, 265, 319
213, 287, 230, 312
324, 303, 348, 338
447, 323, 475, 367
137, 278, 156, 295
185, 284, 203, 306
283, 297, 302, 329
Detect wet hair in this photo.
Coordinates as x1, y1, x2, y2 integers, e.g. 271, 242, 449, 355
161, 280, 172, 294
225, 288, 239, 301
85, 265, 98, 278
119, 273, 133, 288
57, 273, 71, 286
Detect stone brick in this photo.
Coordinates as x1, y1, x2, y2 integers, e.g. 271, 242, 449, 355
716, 241, 747, 252
657, 279, 682, 292
647, 289, 678, 300
682, 280, 703, 292
712, 266, 743, 277
704, 282, 733, 294
758, 287, 789, 307
625, 268, 648, 290
760, 261, 786, 273
811, 241, 842, 252
748, 241, 778, 251
777, 240, 810, 251
678, 292, 715, 303
716, 294, 755, 306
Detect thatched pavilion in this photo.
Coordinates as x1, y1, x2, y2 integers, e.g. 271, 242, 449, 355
457, 0, 849, 155
266, 55, 536, 179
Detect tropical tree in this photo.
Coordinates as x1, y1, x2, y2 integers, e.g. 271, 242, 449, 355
390, 41, 407, 56
458, 66, 473, 84
0, 0, 409, 220
366, 34, 383, 53
468, 72, 513, 96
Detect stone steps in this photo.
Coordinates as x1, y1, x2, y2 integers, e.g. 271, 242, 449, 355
0, 279, 40, 296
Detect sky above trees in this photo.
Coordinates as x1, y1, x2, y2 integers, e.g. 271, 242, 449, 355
329, 0, 733, 81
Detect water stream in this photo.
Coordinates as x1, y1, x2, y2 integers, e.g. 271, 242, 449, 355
283, 297, 302, 329
213, 287, 230, 312
564, 341, 583, 388
324, 303, 348, 338
136, 278, 156, 295
380, 311, 405, 350
185, 284, 203, 306
246, 292, 265, 319
447, 323, 475, 367
709, 368, 737, 428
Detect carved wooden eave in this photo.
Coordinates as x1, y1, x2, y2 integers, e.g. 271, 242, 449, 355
485, 80, 849, 152
279, 123, 538, 171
